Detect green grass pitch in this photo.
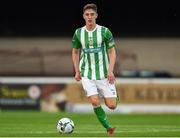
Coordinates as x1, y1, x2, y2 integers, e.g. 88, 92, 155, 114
0, 111, 180, 137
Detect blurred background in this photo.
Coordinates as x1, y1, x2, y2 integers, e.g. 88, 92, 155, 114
0, 0, 180, 113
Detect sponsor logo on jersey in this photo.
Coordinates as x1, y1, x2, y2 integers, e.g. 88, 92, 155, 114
83, 47, 102, 53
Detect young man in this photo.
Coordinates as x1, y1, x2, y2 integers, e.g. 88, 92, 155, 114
72, 3, 118, 135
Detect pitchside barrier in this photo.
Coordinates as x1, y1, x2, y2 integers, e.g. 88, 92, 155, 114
0, 77, 180, 113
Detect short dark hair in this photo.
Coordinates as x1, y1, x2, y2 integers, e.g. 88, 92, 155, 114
83, 3, 97, 13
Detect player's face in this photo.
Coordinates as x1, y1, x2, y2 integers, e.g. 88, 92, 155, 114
83, 9, 97, 26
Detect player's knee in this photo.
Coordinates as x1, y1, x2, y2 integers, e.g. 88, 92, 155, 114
91, 99, 100, 107
92, 102, 100, 107
107, 104, 116, 110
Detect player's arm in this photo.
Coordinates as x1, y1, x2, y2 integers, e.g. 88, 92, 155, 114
72, 30, 81, 81
106, 28, 116, 84
108, 47, 116, 84
72, 48, 81, 81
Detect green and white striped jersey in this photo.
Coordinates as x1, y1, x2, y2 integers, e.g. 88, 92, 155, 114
72, 24, 115, 80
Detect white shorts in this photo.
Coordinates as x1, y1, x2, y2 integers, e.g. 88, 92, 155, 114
81, 77, 117, 98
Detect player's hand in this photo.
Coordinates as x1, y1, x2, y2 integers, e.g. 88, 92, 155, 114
107, 71, 115, 84
75, 71, 81, 81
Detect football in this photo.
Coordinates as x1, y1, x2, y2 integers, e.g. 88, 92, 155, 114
57, 117, 75, 134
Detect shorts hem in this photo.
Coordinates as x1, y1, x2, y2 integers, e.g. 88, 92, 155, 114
87, 93, 99, 97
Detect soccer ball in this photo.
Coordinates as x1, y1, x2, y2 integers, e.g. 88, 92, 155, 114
57, 117, 75, 134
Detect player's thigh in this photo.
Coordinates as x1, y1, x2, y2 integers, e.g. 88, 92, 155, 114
81, 77, 98, 97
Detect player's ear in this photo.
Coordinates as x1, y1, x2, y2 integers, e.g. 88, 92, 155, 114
83, 13, 85, 20
96, 13, 98, 18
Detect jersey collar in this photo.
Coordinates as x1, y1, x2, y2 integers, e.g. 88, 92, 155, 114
84, 24, 98, 32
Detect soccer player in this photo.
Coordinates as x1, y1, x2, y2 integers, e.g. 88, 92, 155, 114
71, 3, 118, 135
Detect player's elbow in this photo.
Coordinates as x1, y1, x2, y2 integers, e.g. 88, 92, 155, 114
72, 48, 79, 55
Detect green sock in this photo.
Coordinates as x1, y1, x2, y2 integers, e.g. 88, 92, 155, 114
93, 105, 111, 129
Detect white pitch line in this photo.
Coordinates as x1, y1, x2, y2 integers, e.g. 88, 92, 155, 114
1, 137, 180, 138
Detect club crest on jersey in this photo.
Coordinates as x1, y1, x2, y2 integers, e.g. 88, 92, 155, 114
88, 37, 93, 48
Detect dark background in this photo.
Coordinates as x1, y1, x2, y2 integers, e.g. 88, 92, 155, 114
0, 0, 180, 37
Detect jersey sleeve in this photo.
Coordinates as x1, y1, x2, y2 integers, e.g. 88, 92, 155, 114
105, 28, 115, 49
72, 29, 81, 49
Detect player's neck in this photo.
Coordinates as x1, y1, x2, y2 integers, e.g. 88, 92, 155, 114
86, 23, 96, 31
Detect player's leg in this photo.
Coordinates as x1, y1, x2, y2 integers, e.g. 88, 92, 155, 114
81, 77, 112, 130
88, 95, 112, 129
103, 98, 117, 135
96, 79, 118, 135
